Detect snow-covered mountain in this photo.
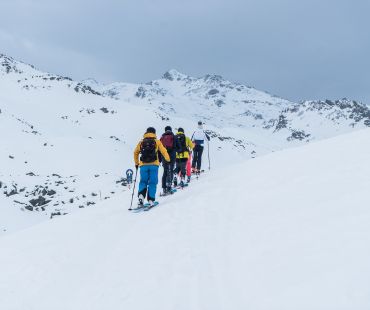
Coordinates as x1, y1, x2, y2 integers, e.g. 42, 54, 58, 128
96, 69, 370, 144
1, 52, 370, 234
1, 128, 369, 310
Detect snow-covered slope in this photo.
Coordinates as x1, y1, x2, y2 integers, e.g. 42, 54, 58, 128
1, 129, 369, 310
0, 54, 247, 234
1, 52, 370, 234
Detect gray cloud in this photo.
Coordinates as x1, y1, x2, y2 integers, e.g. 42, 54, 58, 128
1, 0, 370, 102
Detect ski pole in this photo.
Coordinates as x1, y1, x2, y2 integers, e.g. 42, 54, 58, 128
128, 166, 138, 210
207, 139, 211, 170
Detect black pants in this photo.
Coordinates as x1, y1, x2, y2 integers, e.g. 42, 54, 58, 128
162, 161, 175, 189
192, 145, 204, 170
175, 158, 188, 179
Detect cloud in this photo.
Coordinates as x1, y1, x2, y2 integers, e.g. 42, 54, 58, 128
1, 0, 370, 102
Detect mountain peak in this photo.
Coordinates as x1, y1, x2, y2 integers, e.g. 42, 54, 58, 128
1, 52, 36, 75
162, 69, 188, 81
81, 78, 100, 87
202, 74, 225, 83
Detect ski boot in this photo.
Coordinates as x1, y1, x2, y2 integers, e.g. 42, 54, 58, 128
187, 175, 191, 183
138, 194, 144, 207
161, 188, 169, 196
173, 176, 178, 187
179, 178, 185, 188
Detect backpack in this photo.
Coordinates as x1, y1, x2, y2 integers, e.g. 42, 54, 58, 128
177, 133, 187, 153
160, 133, 174, 150
140, 137, 157, 163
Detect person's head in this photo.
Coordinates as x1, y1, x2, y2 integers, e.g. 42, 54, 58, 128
164, 126, 172, 132
146, 127, 156, 134
178, 127, 184, 134
197, 121, 203, 129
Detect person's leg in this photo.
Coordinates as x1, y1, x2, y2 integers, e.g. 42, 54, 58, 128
186, 154, 192, 182
147, 165, 159, 201
174, 159, 180, 174
138, 166, 149, 199
186, 153, 192, 176
167, 161, 175, 189
180, 159, 187, 181
173, 159, 180, 186
196, 146, 204, 171
162, 161, 168, 190
192, 147, 198, 169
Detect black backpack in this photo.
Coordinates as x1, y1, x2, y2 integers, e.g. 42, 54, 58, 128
177, 133, 187, 153
140, 137, 157, 163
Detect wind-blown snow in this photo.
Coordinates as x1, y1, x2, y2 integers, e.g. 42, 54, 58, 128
0, 129, 369, 309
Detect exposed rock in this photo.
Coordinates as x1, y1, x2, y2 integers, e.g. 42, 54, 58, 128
208, 89, 219, 96
288, 130, 311, 141
135, 86, 146, 98
275, 115, 288, 131
29, 196, 50, 207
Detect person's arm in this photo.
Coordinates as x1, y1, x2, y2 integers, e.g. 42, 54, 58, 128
133, 141, 141, 167
187, 137, 194, 150
157, 140, 170, 162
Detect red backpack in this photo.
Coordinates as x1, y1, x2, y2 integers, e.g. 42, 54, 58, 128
161, 133, 174, 151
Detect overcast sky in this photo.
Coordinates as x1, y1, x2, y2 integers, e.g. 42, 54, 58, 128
1, 0, 370, 102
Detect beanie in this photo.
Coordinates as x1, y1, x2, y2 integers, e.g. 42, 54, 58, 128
146, 127, 156, 134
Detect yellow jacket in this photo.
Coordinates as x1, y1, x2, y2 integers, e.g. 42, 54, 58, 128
176, 132, 194, 159
134, 133, 170, 167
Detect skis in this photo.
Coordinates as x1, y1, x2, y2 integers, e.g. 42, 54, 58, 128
192, 169, 204, 175
130, 201, 159, 212
160, 188, 177, 197
143, 201, 159, 211
192, 169, 205, 180
176, 183, 189, 189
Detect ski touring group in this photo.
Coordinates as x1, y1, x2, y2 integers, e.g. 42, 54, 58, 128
129, 121, 210, 211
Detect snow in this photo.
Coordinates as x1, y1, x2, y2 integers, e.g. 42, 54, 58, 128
0, 83, 241, 234
1, 129, 370, 309
1, 52, 370, 308
1, 51, 370, 233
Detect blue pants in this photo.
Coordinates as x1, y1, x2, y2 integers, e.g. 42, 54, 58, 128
138, 165, 159, 201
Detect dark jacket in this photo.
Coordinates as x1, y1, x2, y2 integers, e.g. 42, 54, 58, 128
159, 130, 179, 163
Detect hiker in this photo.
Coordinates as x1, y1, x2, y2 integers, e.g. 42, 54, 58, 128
134, 127, 170, 207
159, 126, 178, 195
174, 128, 194, 187
191, 121, 210, 173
